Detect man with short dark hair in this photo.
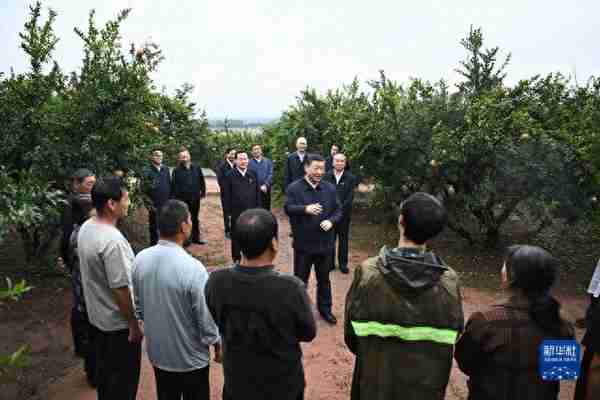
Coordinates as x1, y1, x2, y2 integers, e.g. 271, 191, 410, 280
284, 137, 308, 190
171, 147, 207, 245
206, 208, 316, 400
325, 144, 340, 173
344, 192, 464, 400
215, 148, 236, 239
143, 149, 171, 246
249, 144, 274, 210
324, 153, 358, 273
78, 177, 142, 400
285, 153, 342, 324
222, 151, 261, 263
133, 200, 221, 400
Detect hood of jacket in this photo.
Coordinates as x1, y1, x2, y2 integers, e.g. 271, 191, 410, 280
377, 246, 448, 291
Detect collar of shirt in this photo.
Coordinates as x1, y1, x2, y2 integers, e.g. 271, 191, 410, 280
235, 264, 275, 274
157, 239, 180, 248
227, 160, 234, 168
237, 168, 247, 177
334, 170, 344, 183
152, 164, 162, 171
304, 177, 321, 190
253, 157, 262, 163
297, 151, 305, 161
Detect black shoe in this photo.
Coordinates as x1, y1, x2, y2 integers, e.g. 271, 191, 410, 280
340, 266, 349, 274
320, 312, 337, 325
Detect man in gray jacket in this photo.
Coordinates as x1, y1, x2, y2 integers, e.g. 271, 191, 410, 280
133, 200, 221, 400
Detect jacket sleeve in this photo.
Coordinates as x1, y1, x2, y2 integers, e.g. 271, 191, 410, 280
170, 169, 177, 199
284, 184, 306, 216
329, 190, 343, 225
60, 200, 73, 263
295, 282, 317, 342
222, 173, 232, 216
266, 159, 274, 188
198, 165, 206, 197
344, 265, 363, 354
284, 155, 291, 189
454, 311, 488, 377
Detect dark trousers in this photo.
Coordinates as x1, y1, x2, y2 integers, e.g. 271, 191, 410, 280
71, 310, 96, 381
153, 365, 210, 400
332, 217, 351, 269
293, 250, 332, 314
93, 327, 142, 400
179, 196, 202, 243
261, 190, 271, 210
148, 205, 162, 246
575, 348, 600, 400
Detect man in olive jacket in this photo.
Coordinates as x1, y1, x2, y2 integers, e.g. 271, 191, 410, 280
344, 192, 464, 400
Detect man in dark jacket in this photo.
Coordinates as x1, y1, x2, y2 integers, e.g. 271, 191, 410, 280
325, 144, 351, 173
222, 151, 261, 263
215, 148, 236, 239
171, 147, 207, 245
206, 208, 316, 400
284, 137, 307, 190
575, 264, 600, 400
249, 144, 274, 210
143, 149, 171, 246
323, 153, 357, 274
285, 153, 342, 324
344, 192, 464, 400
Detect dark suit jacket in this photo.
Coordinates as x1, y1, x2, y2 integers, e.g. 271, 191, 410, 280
215, 159, 234, 187
284, 152, 306, 189
222, 169, 261, 220
323, 170, 358, 220
284, 179, 342, 254
171, 163, 206, 200
143, 164, 171, 207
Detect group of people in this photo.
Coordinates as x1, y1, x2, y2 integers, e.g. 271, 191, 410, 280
58, 136, 600, 400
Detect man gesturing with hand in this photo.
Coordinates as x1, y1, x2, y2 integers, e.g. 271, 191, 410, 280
285, 153, 342, 324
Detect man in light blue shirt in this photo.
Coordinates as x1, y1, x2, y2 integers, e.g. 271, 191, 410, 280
133, 199, 220, 400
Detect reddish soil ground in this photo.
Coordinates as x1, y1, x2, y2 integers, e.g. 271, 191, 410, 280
3, 177, 587, 399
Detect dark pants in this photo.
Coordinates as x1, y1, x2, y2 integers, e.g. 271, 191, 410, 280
93, 327, 142, 400
575, 348, 600, 400
71, 310, 96, 381
261, 190, 271, 210
293, 250, 332, 314
179, 196, 202, 243
153, 365, 210, 400
332, 217, 351, 269
148, 205, 163, 246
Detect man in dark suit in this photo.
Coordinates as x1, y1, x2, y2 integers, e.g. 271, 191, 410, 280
324, 153, 357, 274
142, 149, 171, 246
222, 151, 262, 263
284, 136, 308, 190
249, 144, 274, 210
171, 147, 207, 245
215, 148, 236, 239
285, 153, 342, 324
325, 144, 339, 173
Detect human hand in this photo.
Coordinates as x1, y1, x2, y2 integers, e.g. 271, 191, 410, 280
320, 220, 333, 231
261, 185, 268, 193
56, 257, 65, 270
128, 320, 144, 343
305, 204, 323, 216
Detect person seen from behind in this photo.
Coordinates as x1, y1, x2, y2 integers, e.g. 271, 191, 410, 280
206, 208, 316, 400
344, 192, 464, 400
455, 245, 574, 400
133, 200, 221, 400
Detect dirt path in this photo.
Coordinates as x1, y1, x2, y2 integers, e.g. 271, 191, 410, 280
45, 178, 583, 400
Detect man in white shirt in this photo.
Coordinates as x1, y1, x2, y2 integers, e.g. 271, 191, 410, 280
78, 177, 142, 400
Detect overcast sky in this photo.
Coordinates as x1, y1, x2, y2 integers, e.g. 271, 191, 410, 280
2, 1, 598, 119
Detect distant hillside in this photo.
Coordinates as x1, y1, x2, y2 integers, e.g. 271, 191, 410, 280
208, 117, 279, 130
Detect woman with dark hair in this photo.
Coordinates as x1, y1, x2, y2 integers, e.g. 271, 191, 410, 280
455, 245, 574, 400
